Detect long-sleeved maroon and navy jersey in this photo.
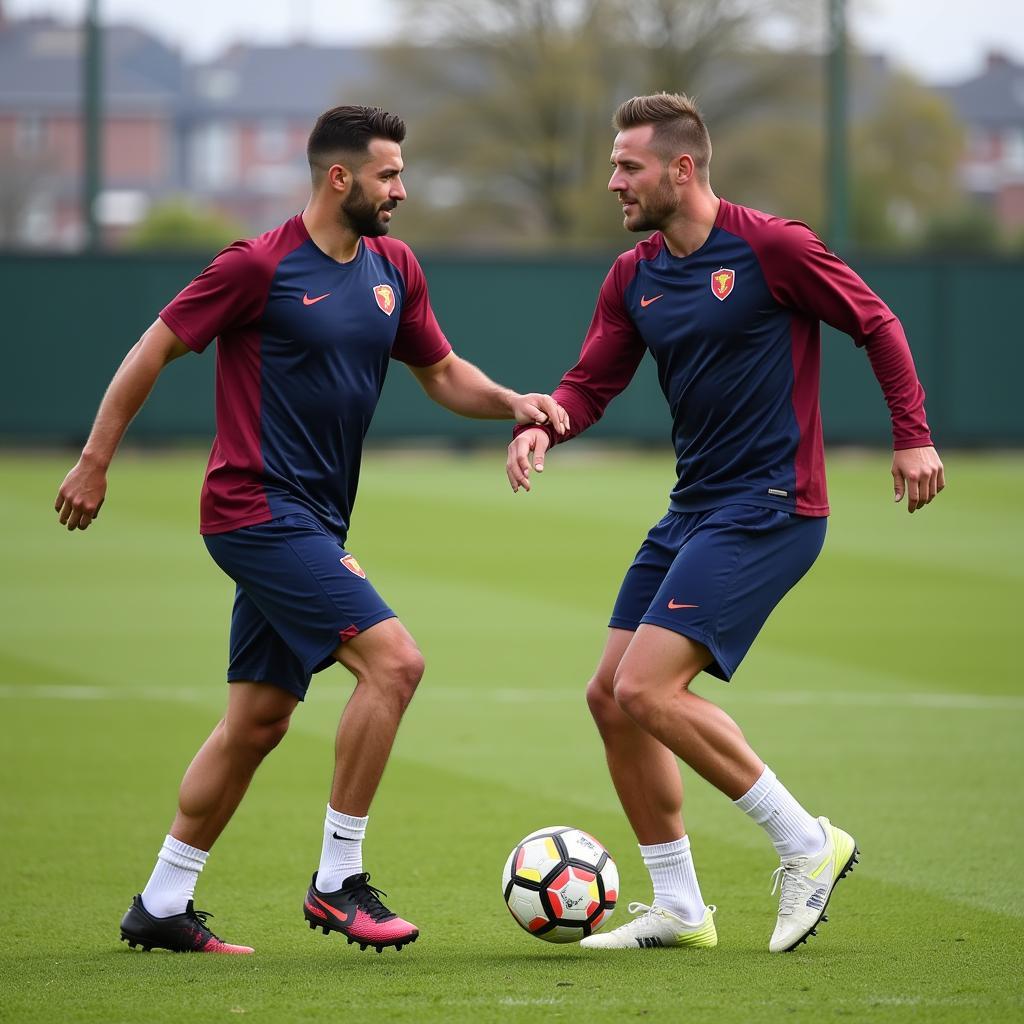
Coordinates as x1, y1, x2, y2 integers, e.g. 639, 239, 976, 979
533, 199, 932, 516
160, 214, 451, 540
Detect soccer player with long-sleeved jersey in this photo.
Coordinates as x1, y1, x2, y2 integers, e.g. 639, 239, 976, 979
507, 93, 944, 953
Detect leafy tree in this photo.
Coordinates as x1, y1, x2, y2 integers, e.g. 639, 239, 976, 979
851, 73, 964, 249
921, 204, 1000, 254
126, 200, 247, 252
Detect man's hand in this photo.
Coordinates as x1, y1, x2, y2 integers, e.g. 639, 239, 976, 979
510, 393, 569, 436
408, 355, 571, 432
55, 455, 107, 531
50, 319, 189, 533
892, 446, 945, 513
507, 427, 552, 493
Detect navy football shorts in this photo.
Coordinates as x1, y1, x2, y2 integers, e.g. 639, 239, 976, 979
609, 504, 827, 681
203, 511, 396, 699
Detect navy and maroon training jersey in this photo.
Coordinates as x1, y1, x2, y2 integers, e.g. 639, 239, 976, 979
160, 214, 451, 539
539, 199, 932, 516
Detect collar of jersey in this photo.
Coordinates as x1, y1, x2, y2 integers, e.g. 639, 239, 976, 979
296, 216, 369, 270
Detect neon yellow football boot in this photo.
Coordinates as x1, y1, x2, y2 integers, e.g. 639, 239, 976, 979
769, 816, 858, 953
580, 902, 717, 950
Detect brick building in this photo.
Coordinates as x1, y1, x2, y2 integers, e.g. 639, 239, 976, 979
183, 42, 381, 233
0, 13, 183, 246
0, 12, 379, 247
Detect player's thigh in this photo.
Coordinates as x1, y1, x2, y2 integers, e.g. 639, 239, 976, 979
588, 627, 637, 699
205, 513, 396, 692
608, 512, 683, 634
596, 512, 689, 710
613, 624, 715, 704
223, 680, 300, 749
585, 627, 642, 727
331, 616, 424, 693
641, 505, 826, 681
222, 585, 311, 700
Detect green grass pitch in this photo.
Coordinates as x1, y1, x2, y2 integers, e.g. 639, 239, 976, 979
1, 449, 1021, 1023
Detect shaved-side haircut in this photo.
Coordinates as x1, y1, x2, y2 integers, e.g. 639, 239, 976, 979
307, 105, 406, 183
613, 93, 712, 180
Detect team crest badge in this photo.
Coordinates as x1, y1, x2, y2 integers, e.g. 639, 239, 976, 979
340, 555, 367, 579
373, 284, 396, 316
711, 269, 735, 301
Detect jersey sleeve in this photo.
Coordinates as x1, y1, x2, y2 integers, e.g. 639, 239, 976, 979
158, 241, 271, 353
753, 221, 933, 450
515, 254, 647, 447
389, 247, 452, 367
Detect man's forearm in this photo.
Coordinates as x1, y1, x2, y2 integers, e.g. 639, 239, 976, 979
419, 356, 516, 419
864, 329, 932, 449
56, 323, 188, 531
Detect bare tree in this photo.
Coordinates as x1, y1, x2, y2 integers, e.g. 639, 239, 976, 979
372, 0, 820, 247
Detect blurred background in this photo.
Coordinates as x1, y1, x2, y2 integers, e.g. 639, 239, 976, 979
0, 0, 1022, 446
3, 10, 1022, 1016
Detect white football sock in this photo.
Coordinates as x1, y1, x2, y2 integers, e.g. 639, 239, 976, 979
316, 806, 368, 892
639, 835, 706, 924
734, 765, 826, 859
140, 834, 209, 917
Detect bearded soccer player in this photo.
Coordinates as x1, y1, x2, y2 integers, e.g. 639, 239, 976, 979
507, 93, 944, 953
55, 105, 567, 956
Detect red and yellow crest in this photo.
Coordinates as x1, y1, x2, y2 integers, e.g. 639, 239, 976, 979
340, 555, 367, 579
373, 284, 396, 316
711, 269, 735, 301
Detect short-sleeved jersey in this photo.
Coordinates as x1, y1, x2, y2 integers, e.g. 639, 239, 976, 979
532, 199, 932, 516
160, 214, 451, 540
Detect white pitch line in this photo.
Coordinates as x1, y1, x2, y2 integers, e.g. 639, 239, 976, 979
0, 684, 214, 703
0, 683, 1021, 712
416, 686, 1024, 712
731, 689, 1024, 712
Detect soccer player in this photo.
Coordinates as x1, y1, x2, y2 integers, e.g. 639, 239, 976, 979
55, 105, 567, 956
506, 93, 944, 953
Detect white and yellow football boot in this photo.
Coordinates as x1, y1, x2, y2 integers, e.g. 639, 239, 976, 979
580, 902, 717, 950
768, 816, 858, 953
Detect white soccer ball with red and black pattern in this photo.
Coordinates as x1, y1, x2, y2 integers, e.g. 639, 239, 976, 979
501, 825, 618, 943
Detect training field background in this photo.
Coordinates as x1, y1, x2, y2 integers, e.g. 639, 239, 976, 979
1, 449, 1020, 1022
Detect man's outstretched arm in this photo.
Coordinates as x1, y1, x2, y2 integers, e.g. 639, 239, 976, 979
54, 318, 189, 531
408, 352, 569, 432
862, 338, 945, 512
504, 255, 648, 494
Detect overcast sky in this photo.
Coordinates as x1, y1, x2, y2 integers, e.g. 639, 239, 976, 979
7, 0, 1024, 82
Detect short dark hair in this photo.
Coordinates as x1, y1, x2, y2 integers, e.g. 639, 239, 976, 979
307, 105, 406, 176
613, 93, 712, 180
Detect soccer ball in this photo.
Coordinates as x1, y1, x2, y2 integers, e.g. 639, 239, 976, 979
501, 825, 618, 943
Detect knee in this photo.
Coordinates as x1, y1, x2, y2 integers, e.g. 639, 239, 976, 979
384, 645, 425, 710
611, 670, 649, 722
585, 674, 620, 729
225, 712, 291, 761
613, 666, 701, 726
258, 714, 292, 754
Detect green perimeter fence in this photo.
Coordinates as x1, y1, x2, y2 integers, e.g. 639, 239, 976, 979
1, 250, 1020, 446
